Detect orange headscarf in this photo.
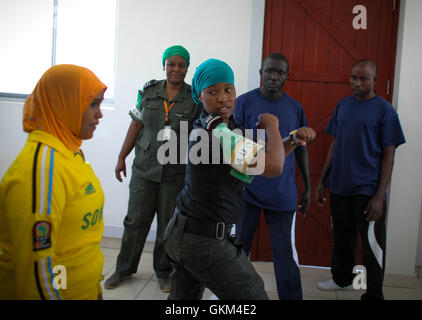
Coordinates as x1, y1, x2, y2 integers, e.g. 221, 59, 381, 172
23, 64, 107, 152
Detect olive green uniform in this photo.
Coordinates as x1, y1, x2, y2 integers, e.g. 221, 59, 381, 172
115, 80, 200, 280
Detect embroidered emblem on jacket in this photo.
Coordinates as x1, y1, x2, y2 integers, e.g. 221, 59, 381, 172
33, 221, 52, 251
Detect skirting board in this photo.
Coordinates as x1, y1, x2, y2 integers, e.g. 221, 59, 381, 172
104, 224, 156, 242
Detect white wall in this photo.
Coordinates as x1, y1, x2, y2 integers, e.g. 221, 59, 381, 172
417, 204, 422, 266
386, 0, 422, 276
0, 101, 28, 177
247, 0, 266, 91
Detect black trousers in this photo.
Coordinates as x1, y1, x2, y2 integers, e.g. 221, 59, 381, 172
164, 208, 269, 300
330, 193, 387, 300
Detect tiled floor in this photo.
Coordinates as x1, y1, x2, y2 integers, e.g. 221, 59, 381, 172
100, 237, 422, 300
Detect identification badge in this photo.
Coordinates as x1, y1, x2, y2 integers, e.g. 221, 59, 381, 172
163, 126, 172, 141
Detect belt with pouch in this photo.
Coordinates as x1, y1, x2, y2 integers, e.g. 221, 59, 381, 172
175, 212, 233, 240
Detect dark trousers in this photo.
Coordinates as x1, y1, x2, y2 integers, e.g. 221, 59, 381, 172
236, 201, 302, 300
330, 193, 386, 300
114, 175, 184, 279
164, 209, 269, 300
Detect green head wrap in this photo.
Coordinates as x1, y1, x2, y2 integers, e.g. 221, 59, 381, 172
162, 45, 190, 67
191, 59, 234, 106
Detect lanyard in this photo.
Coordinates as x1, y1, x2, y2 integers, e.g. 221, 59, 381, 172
164, 100, 175, 123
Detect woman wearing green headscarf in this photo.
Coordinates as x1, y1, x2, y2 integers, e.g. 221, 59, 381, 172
163, 59, 315, 300
104, 45, 201, 292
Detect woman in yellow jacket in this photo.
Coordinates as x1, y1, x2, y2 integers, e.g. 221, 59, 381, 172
0, 64, 107, 300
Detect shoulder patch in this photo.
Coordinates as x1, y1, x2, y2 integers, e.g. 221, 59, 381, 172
33, 221, 52, 251
142, 79, 158, 92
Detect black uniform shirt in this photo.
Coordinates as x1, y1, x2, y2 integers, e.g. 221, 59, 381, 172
176, 110, 247, 224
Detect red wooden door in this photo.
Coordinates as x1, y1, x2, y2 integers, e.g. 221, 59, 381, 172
250, 0, 400, 266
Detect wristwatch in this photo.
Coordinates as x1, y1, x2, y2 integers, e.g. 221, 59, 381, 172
288, 130, 298, 145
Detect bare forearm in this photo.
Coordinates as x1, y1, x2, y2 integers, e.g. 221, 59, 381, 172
364, 146, 396, 221
119, 120, 143, 159
374, 146, 396, 199
263, 125, 285, 176
295, 148, 311, 190
318, 140, 335, 186
283, 141, 297, 156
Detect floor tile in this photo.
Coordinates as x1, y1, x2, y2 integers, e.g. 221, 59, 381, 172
299, 266, 331, 278
139, 251, 153, 260
336, 289, 364, 300
252, 261, 274, 273
144, 241, 154, 253
102, 255, 117, 275
383, 286, 422, 300
303, 295, 335, 300
301, 276, 337, 300
101, 276, 148, 300
267, 291, 278, 300
135, 259, 155, 280
135, 280, 170, 300
258, 272, 278, 293
101, 247, 120, 257
100, 238, 422, 301
384, 273, 419, 289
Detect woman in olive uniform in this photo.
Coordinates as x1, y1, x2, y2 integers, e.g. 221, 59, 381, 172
105, 45, 201, 292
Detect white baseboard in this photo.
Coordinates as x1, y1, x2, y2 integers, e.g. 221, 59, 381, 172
104, 224, 157, 242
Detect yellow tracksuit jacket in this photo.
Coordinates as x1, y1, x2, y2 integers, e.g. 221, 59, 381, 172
0, 130, 104, 299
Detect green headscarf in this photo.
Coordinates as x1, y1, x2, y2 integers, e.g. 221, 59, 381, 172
162, 45, 190, 67
191, 59, 234, 106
